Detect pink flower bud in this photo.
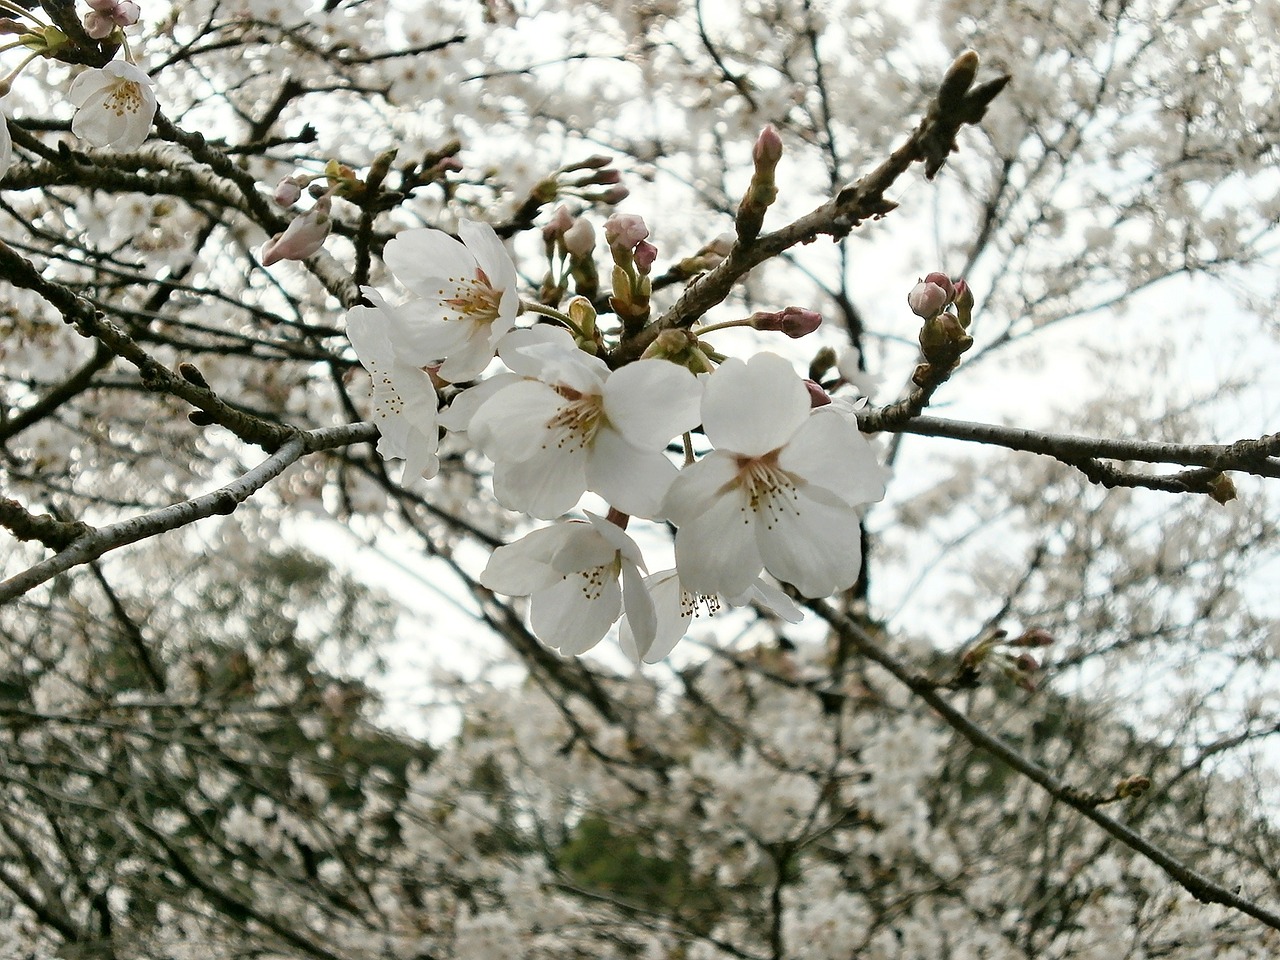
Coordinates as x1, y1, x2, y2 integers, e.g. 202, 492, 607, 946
563, 217, 596, 258
804, 379, 832, 407
261, 197, 331, 266
753, 124, 783, 170
588, 168, 622, 186
273, 177, 303, 207
633, 239, 658, 274
84, 0, 140, 38
542, 204, 574, 244
752, 306, 823, 338
1011, 628, 1054, 648
604, 213, 649, 250
921, 272, 955, 301
597, 185, 629, 204
908, 280, 950, 319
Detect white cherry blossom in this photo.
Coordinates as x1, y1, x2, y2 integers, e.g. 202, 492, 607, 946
469, 329, 702, 520
619, 568, 803, 664
68, 61, 157, 151
380, 220, 519, 382
346, 294, 440, 483
664, 352, 888, 599
480, 512, 656, 656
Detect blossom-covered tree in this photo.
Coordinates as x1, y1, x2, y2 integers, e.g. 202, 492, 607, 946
1, 0, 1278, 955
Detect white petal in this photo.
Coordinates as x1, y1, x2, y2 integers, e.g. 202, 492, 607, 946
480, 525, 574, 596
673, 484, 764, 598
470, 381, 565, 462
755, 485, 863, 598
496, 325, 579, 376
384, 229, 478, 300
531, 573, 621, 655
725, 579, 805, 623
384, 300, 471, 367
702, 353, 809, 455
437, 374, 519, 434
550, 524, 617, 573
620, 560, 657, 660
458, 219, 519, 299
603, 360, 703, 450
662, 453, 739, 528
435, 329, 502, 383
779, 410, 888, 506
586, 428, 678, 520
493, 448, 587, 519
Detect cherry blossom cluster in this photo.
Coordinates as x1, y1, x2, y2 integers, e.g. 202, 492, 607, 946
346, 199, 892, 663
0, 0, 154, 182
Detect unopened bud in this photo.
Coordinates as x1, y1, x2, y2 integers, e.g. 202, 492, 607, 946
604, 213, 649, 251
1207, 473, 1237, 505
273, 177, 303, 207
921, 272, 955, 301
1011, 628, 1054, 648
753, 124, 783, 172
804, 379, 831, 407
1116, 775, 1152, 799
938, 50, 980, 109
752, 306, 823, 339
908, 280, 950, 319
563, 217, 595, 258
633, 239, 658, 275
953, 279, 974, 327
595, 185, 629, 204
543, 204, 574, 241
261, 196, 332, 266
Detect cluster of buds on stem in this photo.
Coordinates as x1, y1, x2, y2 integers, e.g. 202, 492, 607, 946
533, 155, 628, 206
540, 205, 600, 302
910, 272, 975, 386
605, 213, 653, 336
959, 626, 1054, 692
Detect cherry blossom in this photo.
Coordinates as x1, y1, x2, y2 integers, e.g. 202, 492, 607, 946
83, 0, 141, 39
480, 512, 656, 656
346, 294, 440, 483
379, 220, 519, 383
619, 568, 803, 664
68, 61, 157, 150
664, 352, 888, 599
469, 328, 702, 520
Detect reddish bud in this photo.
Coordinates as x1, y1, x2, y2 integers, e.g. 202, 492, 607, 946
921, 272, 955, 300
753, 124, 783, 171
633, 239, 658, 274
804, 379, 832, 408
752, 306, 823, 338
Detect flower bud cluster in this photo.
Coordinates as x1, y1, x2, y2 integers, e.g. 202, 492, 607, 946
345, 174, 890, 663
959, 627, 1054, 692
909, 272, 975, 385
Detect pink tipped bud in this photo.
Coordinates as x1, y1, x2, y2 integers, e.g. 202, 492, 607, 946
588, 168, 622, 186
753, 124, 783, 170
579, 154, 613, 169
752, 306, 823, 338
1011, 628, 1054, 648
261, 197, 331, 266
273, 177, 303, 207
921, 272, 955, 301
633, 239, 658, 274
953, 278, 974, 326
563, 217, 596, 258
604, 213, 649, 250
908, 280, 950, 319
596, 185, 629, 204
804, 379, 832, 407
542, 204, 574, 244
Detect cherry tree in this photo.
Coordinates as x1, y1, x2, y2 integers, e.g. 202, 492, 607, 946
1, 0, 1279, 955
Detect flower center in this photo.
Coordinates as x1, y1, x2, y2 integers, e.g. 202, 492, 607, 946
733, 450, 801, 529
680, 587, 722, 620
544, 389, 605, 452
570, 556, 619, 601
108, 79, 145, 118
438, 267, 501, 329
